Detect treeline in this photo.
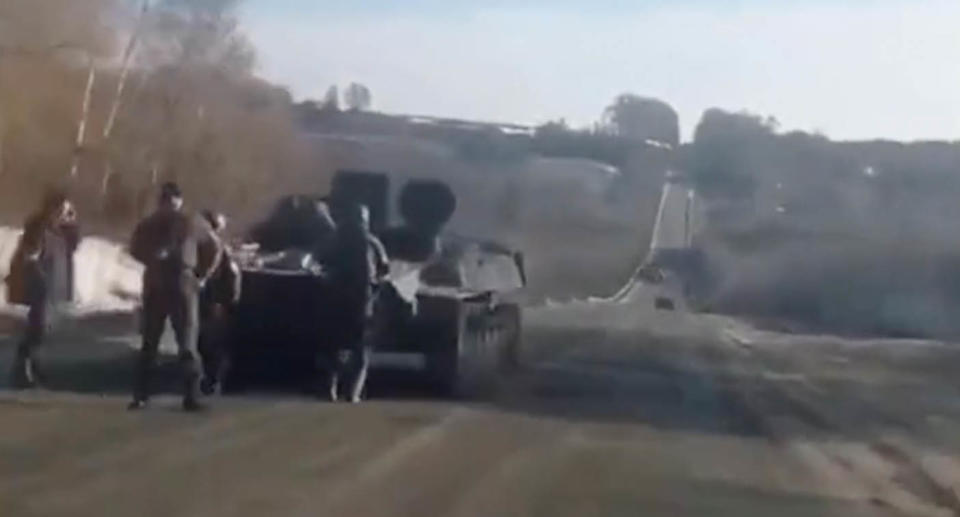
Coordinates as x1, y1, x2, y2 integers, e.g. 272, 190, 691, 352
0, 0, 313, 233
297, 93, 679, 168
685, 107, 960, 244
681, 109, 960, 338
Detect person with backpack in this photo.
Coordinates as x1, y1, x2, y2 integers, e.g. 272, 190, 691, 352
5, 189, 79, 389
197, 210, 241, 396
127, 182, 222, 412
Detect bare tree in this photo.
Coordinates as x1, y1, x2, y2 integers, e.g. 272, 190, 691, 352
321, 85, 340, 111
602, 94, 679, 148
139, 0, 255, 75
0, 0, 118, 216
344, 82, 372, 112
0, 0, 116, 61
105, 0, 312, 222
0, 0, 316, 226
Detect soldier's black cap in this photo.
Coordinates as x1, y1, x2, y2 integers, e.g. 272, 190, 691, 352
41, 187, 69, 211
160, 181, 182, 201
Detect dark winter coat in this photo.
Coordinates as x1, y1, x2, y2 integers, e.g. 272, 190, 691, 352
5, 214, 79, 307
129, 209, 222, 291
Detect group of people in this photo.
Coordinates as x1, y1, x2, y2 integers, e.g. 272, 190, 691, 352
5, 181, 388, 412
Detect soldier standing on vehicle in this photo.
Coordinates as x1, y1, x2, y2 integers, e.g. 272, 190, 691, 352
198, 210, 241, 396
5, 189, 79, 389
127, 182, 222, 412
323, 203, 388, 403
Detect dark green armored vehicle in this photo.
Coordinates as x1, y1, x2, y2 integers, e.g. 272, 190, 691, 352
225, 170, 525, 397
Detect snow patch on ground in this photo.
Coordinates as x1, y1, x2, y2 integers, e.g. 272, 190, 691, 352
0, 226, 142, 314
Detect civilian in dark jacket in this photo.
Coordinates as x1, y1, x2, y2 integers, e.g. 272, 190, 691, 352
198, 210, 242, 395
5, 190, 79, 389
127, 182, 222, 412
321, 203, 388, 403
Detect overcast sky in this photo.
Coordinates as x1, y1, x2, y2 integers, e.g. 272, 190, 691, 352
241, 0, 959, 142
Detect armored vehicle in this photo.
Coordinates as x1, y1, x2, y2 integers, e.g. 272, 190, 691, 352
224, 170, 525, 397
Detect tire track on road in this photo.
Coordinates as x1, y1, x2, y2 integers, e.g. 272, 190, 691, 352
720, 330, 960, 516
2, 400, 291, 506
286, 407, 475, 517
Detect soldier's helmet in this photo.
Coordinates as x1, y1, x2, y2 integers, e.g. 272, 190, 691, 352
41, 188, 69, 214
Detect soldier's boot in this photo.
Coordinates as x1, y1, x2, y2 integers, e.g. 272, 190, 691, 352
128, 354, 153, 410
182, 372, 207, 413
346, 345, 371, 404
128, 382, 149, 410
215, 356, 232, 396
199, 376, 218, 396
10, 348, 38, 390
198, 337, 216, 396
9, 361, 32, 390
128, 369, 150, 410
348, 366, 368, 404
200, 355, 229, 396
327, 373, 339, 402
316, 350, 340, 402
31, 360, 50, 388
179, 348, 208, 412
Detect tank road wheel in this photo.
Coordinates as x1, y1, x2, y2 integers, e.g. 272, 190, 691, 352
496, 304, 522, 372
428, 302, 500, 398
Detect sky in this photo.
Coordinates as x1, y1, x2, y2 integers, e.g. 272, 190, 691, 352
241, 0, 960, 142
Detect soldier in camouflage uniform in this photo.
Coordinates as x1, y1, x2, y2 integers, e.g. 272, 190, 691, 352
127, 183, 222, 412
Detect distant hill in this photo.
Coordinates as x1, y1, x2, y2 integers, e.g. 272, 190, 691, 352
293, 104, 668, 170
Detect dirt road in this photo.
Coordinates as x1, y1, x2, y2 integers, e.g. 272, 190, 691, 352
4, 291, 960, 516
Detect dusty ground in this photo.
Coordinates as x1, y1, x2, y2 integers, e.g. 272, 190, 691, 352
4, 286, 960, 516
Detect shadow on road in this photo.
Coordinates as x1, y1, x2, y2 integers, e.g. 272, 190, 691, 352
493, 325, 771, 438
0, 311, 445, 401
492, 323, 960, 445
0, 312, 182, 395
3, 310, 959, 449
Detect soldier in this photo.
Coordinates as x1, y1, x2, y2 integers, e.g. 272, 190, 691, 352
322, 203, 388, 403
198, 210, 241, 396
5, 189, 79, 389
127, 182, 222, 412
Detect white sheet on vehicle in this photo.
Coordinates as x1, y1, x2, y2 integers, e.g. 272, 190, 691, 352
388, 261, 422, 305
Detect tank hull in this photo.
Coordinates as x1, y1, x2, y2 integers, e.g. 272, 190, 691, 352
224, 269, 522, 397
